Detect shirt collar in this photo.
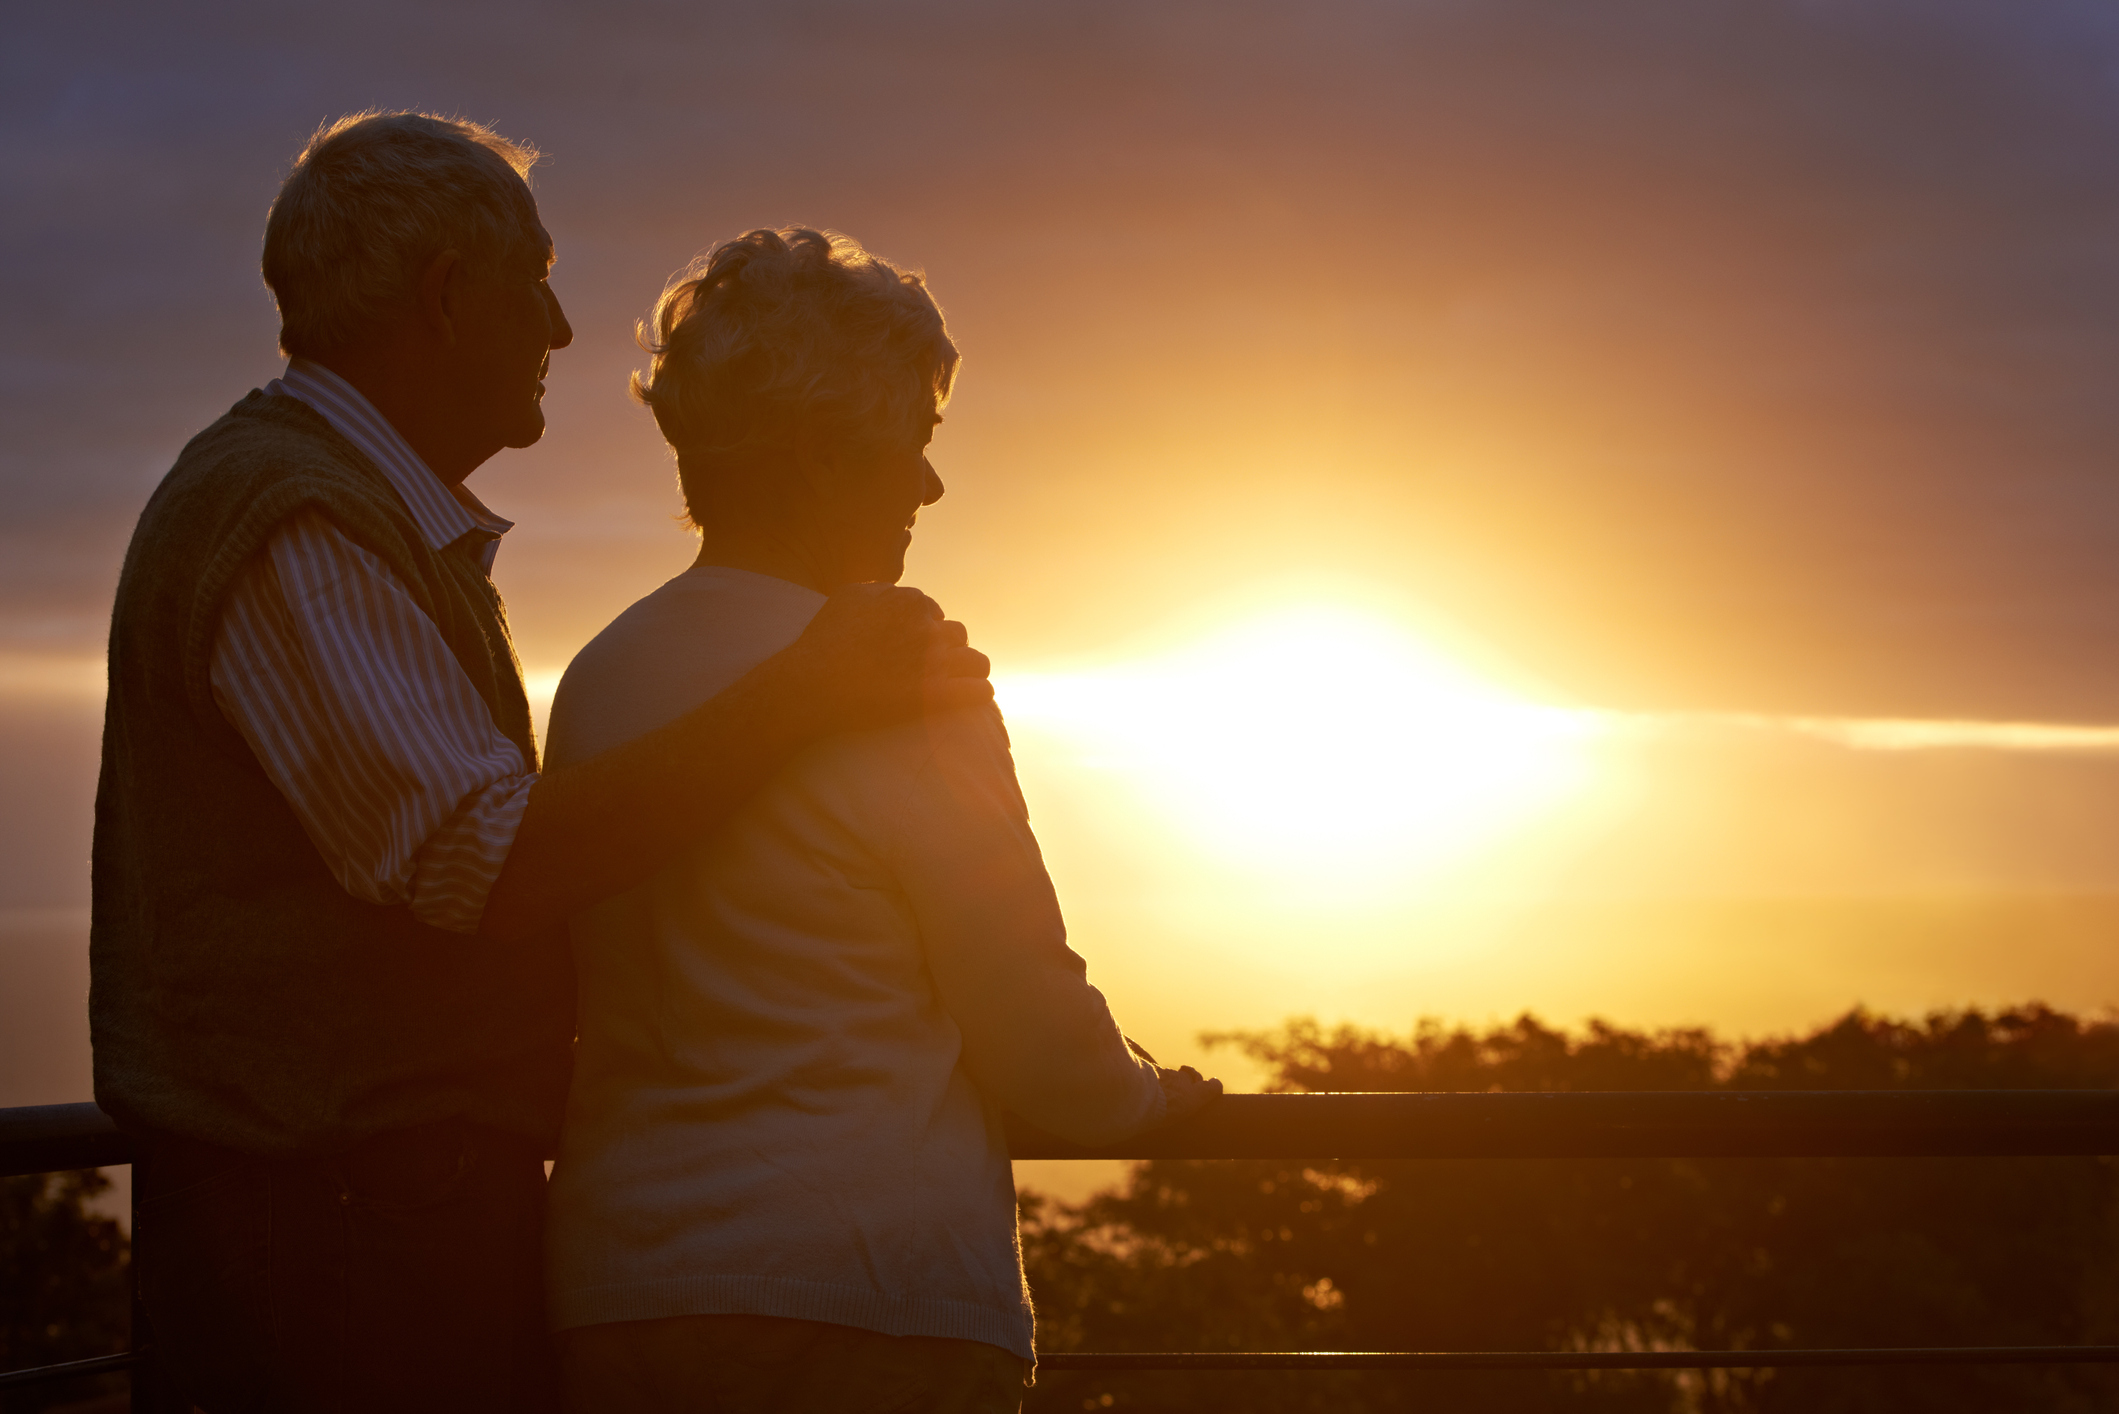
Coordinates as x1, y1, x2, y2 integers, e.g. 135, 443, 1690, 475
266, 358, 515, 571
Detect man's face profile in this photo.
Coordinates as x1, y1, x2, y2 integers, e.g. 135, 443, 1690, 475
452, 221, 574, 456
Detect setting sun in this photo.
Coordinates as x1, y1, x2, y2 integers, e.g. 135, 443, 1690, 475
997, 606, 1603, 900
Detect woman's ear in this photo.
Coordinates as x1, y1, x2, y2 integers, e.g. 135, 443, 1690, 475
788, 432, 861, 517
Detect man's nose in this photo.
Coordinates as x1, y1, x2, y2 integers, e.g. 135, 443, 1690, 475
921, 458, 944, 506
544, 283, 575, 351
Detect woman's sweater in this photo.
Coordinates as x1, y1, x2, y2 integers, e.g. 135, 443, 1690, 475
542, 567, 1166, 1359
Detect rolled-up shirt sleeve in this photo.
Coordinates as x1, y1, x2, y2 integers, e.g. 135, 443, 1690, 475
879, 704, 1166, 1146
209, 509, 537, 934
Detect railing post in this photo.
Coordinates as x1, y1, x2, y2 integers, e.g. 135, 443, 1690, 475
127, 1160, 184, 1414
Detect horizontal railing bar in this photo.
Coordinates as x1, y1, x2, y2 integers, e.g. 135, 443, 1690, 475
6, 1097, 2118, 1391
1037, 1346, 2119, 1371
1008, 1090, 2119, 1160
12, 1090, 2119, 1180
0, 1351, 138, 1390
0, 1103, 136, 1177
8, 1346, 2112, 1387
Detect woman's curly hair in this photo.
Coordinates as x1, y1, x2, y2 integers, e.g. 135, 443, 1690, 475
633, 227, 959, 530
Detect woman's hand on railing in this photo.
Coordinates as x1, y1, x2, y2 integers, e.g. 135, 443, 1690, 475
1156, 1064, 1224, 1127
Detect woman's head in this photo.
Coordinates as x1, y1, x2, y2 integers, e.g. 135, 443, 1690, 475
633, 227, 959, 589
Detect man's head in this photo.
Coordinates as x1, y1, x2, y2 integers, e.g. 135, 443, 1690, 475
262, 112, 571, 466
634, 227, 958, 588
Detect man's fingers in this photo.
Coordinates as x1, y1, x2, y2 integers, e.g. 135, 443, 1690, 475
929, 644, 991, 681
799, 584, 987, 727
825, 583, 940, 623
885, 585, 944, 621
923, 676, 996, 711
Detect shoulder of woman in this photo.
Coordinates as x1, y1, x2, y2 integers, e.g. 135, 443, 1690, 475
811, 699, 1014, 777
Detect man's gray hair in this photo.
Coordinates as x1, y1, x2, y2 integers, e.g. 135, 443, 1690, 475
633, 227, 960, 530
262, 111, 544, 357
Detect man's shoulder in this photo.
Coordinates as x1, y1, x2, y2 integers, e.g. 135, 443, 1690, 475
111, 390, 427, 649
135, 390, 409, 556
164, 390, 376, 496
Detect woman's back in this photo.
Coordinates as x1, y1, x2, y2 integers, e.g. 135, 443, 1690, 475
543, 565, 1163, 1360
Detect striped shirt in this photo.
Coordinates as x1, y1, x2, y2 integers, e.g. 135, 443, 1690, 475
206, 359, 537, 934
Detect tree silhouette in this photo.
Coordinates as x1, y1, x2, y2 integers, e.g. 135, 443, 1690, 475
1023, 1007, 2119, 1413
1, 1169, 128, 1414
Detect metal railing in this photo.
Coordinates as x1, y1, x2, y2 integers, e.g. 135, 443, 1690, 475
9, 1093, 2119, 1402
1001, 1088, 2119, 1159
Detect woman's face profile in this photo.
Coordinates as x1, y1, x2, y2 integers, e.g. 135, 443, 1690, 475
813, 417, 945, 588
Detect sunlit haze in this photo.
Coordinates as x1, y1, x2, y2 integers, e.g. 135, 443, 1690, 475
999, 606, 1601, 900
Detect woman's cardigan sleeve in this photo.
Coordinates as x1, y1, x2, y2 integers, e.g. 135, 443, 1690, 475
880, 703, 1167, 1146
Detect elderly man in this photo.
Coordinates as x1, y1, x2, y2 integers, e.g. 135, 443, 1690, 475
91, 112, 988, 1412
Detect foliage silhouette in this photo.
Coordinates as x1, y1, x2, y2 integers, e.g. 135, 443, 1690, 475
0, 1169, 128, 1413
1020, 1007, 2119, 1413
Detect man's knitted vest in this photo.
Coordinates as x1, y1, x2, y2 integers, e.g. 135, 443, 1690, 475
90, 391, 574, 1155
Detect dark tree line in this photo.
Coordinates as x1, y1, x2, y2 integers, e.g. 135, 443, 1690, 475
0, 1169, 128, 1413
1021, 1007, 2119, 1413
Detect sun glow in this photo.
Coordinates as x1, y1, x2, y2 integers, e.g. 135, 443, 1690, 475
997, 606, 1604, 901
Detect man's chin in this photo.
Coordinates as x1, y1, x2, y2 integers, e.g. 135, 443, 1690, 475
503, 410, 549, 450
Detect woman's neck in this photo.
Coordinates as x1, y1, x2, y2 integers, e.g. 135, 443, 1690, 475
691, 526, 837, 596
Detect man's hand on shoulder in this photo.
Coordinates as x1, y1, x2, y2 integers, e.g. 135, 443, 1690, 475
484, 584, 992, 939
777, 584, 993, 732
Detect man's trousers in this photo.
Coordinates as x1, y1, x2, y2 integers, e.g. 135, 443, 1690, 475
133, 1117, 559, 1413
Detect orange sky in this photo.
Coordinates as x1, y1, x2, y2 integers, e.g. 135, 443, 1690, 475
11, 2, 2119, 1141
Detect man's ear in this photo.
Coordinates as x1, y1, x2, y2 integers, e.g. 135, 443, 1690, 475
417, 249, 465, 347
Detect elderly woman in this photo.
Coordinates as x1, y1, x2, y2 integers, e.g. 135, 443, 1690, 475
543, 228, 1218, 1412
